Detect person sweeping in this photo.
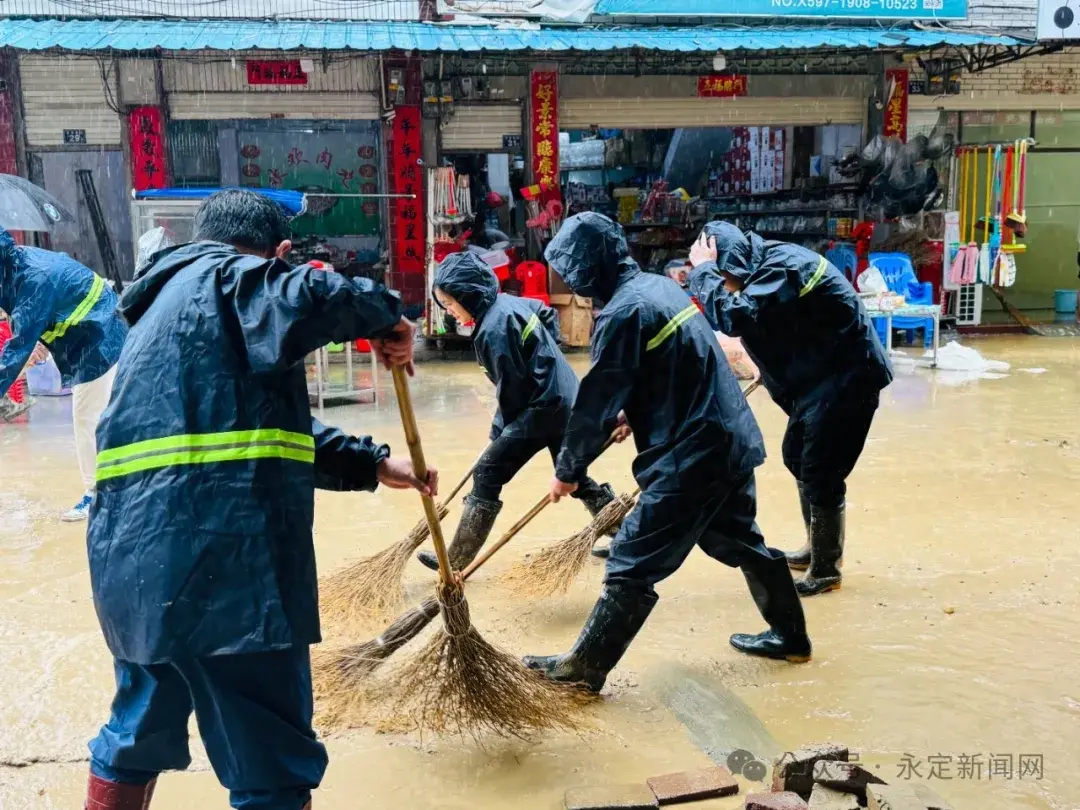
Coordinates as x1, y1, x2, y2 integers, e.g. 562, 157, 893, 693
0, 228, 128, 521
83, 189, 434, 810
417, 250, 624, 570
523, 212, 812, 694
688, 222, 892, 597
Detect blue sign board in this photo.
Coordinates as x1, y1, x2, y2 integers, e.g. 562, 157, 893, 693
596, 0, 967, 20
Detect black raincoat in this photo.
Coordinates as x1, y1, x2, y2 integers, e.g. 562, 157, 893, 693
689, 222, 892, 507
434, 252, 576, 442
690, 221, 892, 405
546, 213, 769, 586
88, 241, 403, 665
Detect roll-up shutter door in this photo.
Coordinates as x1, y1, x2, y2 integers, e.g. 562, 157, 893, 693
164, 53, 380, 120
559, 97, 864, 129
440, 104, 523, 151
19, 56, 122, 146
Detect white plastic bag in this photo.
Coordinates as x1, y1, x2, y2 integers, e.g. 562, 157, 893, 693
136, 227, 176, 275
716, 332, 759, 380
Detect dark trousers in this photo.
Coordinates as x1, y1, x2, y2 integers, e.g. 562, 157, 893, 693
88, 646, 324, 810
781, 384, 881, 510
605, 471, 782, 593
472, 431, 607, 503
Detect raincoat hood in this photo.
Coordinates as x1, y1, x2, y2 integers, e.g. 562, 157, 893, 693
545, 212, 639, 302
700, 221, 764, 283
433, 251, 499, 323
120, 241, 255, 327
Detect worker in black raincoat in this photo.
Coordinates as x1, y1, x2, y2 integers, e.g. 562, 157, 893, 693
523, 213, 811, 693
688, 221, 892, 598
418, 251, 619, 571
84, 190, 435, 810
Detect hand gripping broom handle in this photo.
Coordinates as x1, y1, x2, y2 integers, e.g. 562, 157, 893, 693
391, 366, 455, 584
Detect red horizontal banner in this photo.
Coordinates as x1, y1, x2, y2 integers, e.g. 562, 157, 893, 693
698, 75, 748, 98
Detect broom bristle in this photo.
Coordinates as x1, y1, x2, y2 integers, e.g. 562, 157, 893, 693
500, 494, 636, 599
320, 505, 449, 626
322, 584, 595, 739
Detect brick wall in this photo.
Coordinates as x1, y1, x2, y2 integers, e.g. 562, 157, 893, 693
959, 47, 1080, 97
957, 0, 1037, 31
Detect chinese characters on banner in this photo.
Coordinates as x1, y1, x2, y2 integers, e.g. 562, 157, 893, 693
246, 60, 308, 86
391, 105, 425, 274
697, 75, 748, 98
128, 106, 167, 191
884, 68, 909, 141
530, 71, 559, 186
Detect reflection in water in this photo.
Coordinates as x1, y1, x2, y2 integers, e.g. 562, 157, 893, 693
0, 337, 1077, 809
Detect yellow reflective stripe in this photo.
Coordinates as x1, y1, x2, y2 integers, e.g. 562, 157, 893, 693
96, 428, 314, 465
96, 444, 315, 483
646, 304, 699, 352
41, 274, 105, 343
799, 257, 828, 298
521, 313, 541, 345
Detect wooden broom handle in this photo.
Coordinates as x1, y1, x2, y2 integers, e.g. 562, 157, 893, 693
460, 432, 621, 580
391, 366, 454, 584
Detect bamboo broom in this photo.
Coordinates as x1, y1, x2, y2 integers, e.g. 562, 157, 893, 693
342, 366, 591, 740
315, 492, 551, 705
500, 379, 762, 598
319, 459, 476, 627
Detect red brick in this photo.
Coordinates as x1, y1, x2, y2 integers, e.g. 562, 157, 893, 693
647, 766, 739, 805
745, 792, 809, 810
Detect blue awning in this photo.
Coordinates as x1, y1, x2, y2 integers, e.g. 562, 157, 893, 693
0, 18, 1017, 52
135, 187, 308, 216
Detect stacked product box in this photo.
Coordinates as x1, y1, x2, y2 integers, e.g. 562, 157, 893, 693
708, 127, 785, 197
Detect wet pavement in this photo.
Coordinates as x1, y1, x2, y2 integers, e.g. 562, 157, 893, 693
1, 336, 1078, 809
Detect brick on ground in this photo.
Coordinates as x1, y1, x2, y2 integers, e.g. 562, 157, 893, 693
647, 766, 739, 805
866, 783, 925, 810
912, 783, 955, 810
771, 743, 849, 797
812, 760, 886, 803
744, 791, 810, 810
565, 783, 659, 810
807, 784, 860, 810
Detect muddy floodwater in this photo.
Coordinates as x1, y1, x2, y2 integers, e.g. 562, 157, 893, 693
1, 336, 1078, 810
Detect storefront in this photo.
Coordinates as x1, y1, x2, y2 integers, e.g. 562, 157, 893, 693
161, 52, 387, 273
17, 54, 134, 278
555, 72, 870, 271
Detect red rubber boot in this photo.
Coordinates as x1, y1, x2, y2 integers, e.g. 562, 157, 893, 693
85, 772, 157, 809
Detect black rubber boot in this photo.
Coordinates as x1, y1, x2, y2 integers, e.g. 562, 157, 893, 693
796, 504, 845, 597
522, 584, 657, 693
575, 482, 618, 558
784, 481, 814, 571
417, 494, 502, 572
730, 554, 812, 662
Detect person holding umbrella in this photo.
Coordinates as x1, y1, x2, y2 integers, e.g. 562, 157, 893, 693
0, 224, 128, 521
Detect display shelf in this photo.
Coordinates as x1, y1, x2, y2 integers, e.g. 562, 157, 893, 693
704, 184, 860, 201
711, 206, 860, 216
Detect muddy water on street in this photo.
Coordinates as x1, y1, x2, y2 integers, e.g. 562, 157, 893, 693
1, 336, 1078, 810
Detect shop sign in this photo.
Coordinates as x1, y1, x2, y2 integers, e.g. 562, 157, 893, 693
596, 0, 967, 20
128, 106, 166, 191
246, 60, 308, 86
697, 75, 748, 98
530, 70, 559, 187
390, 105, 425, 274
883, 68, 909, 141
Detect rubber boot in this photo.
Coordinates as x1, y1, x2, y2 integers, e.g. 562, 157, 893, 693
729, 554, 812, 663
784, 481, 814, 571
85, 773, 157, 810
522, 584, 657, 693
417, 494, 502, 572
575, 482, 618, 559
795, 504, 845, 596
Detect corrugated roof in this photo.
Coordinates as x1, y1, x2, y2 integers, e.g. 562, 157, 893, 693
0, 18, 1017, 52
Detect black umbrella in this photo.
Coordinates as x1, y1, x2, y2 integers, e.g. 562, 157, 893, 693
0, 174, 75, 232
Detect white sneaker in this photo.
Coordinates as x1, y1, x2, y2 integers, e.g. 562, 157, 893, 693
61, 491, 94, 522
